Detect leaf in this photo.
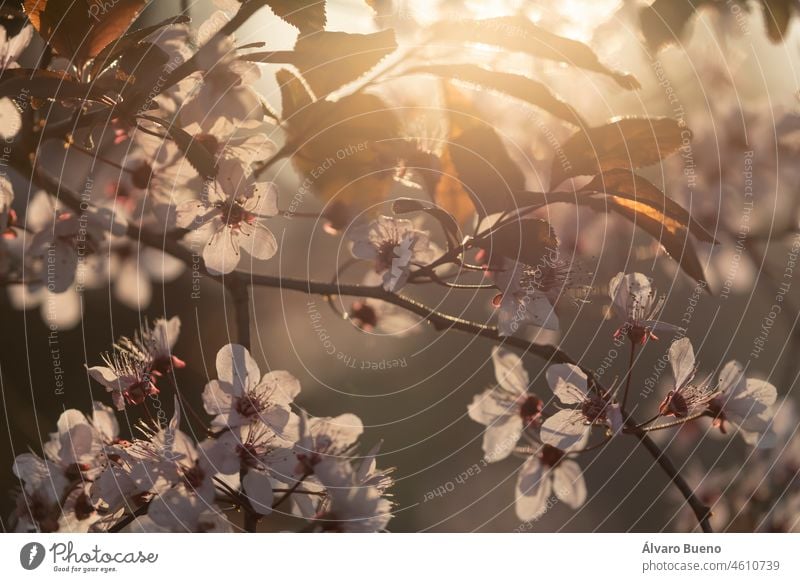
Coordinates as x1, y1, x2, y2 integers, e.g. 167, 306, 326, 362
434, 147, 479, 225
89, 14, 191, 78
514, 171, 712, 285
761, 0, 796, 42
276, 68, 314, 122
639, 0, 709, 51
449, 126, 527, 218
23, 0, 146, 66
0, 69, 109, 103
603, 196, 708, 286
407, 64, 585, 127
265, 0, 326, 36
245, 29, 397, 97
514, 180, 710, 285
580, 170, 716, 243
430, 16, 640, 90
139, 115, 217, 179
550, 117, 687, 189
433, 84, 525, 223
287, 93, 402, 229
117, 42, 170, 85
475, 218, 558, 268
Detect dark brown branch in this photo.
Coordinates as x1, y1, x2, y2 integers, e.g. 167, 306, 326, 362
630, 427, 712, 532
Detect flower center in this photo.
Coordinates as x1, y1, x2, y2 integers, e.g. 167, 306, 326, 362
349, 301, 378, 330
376, 240, 400, 271
124, 379, 158, 406
182, 461, 206, 490
217, 200, 255, 229
131, 162, 153, 190
659, 390, 688, 418
540, 444, 565, 467
581, 396, 608, 423
520, 395, 543, 424
234, 391, 269, 419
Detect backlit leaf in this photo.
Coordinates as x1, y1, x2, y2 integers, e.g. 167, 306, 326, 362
407, 64, 585, 127
23, 0, 146, 66
761, 0, 796, 42
265, 0, 326, 36
430, 16, 640, 90
550, 117, 687, 189
89, 14, 191, 79
639, 0, 709, 51
515, 171, 712, 285
245, 29, 397, 97
287, 93, 403, 229
476, 218, 558, 268
580, 170, 716, 243
276, 68, 314, 122
434, 84, 526, 223
605, 196, 708, 286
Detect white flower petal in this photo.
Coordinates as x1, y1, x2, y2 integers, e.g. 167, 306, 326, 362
491, 347, 529, 396
92, 402, 119, 442
552, 459, 587, 509
515, 455, 550, 521
202, 379, 236, 416
215, 343, 260, 394
257, 370, 301, 407
546, 364, 588, 404
467, 387, 514, 426
242, 222, 277, 261
669, 337, 696, 389
242, 471, 273, 515
202, 226, 239, 275
482, 417, 523, 462
540, 409, 589, 451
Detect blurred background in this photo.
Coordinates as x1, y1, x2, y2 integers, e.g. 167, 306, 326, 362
2, 0, 799, 532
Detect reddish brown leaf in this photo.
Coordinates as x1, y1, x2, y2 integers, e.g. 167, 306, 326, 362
639, 0, 709, 51
607, 196, 708, 286
475, 218, 558, 268
550, 117, 687, 189
430, 16, 640, 90
24, 0, 146, 66
246, 29, 397, 97
580, 170, 716, 243
276, 68, 314, 122
266, 0, 326, 36
287, 93, 402, 229
407, 64, 585, 127
433, 84, 526, 223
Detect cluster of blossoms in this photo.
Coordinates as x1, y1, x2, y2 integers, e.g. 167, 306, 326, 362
0, 6, 280, 328
12, 316, 393, 532
466, 272, 779, 523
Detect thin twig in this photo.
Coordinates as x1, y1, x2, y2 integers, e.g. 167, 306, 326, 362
272, 474, 309, 510
621, 341, 636, 412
